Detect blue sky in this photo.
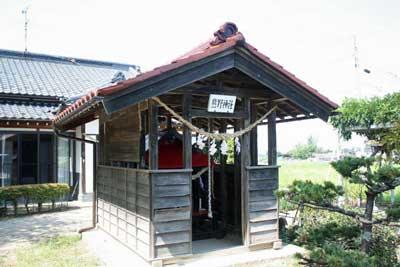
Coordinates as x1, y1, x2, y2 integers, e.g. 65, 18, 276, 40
1, 0, 400, 153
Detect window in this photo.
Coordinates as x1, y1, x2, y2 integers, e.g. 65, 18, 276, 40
57, 137, 71, 185
0, 133, 17, 186
0, 131, 56, 186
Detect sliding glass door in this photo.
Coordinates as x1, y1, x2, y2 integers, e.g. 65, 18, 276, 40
0, 133, 18, 186
0, 131, 56, 186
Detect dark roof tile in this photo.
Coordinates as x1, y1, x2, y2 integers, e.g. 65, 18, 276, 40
0, 49, 139, 98
0, 100, 58, 121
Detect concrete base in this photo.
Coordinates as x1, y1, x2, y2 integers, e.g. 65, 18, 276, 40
273, 240, 283, 250
78, 192, 93, 202
82, 229, 304, 267
82, 229, 150, 267
166, 239, 304, 267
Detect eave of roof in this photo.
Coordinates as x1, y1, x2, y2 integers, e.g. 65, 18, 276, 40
0, 49, 138, 70
53, 23, 338, 126
0, 100, 58, 121
0, 49, 140, 99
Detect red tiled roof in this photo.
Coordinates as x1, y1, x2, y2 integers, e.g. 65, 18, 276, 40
53, 23, 338, 124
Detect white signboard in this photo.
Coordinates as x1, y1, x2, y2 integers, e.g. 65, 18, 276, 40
207, 94, 237, 113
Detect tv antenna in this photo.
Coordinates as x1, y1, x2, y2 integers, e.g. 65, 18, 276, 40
22, 6, 29, 52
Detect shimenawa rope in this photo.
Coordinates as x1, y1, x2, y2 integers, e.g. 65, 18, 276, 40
151, 96, 277, 140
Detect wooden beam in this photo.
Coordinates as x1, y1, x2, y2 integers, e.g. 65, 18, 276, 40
191, 109, 248, 119
176, 85, 272, 99
255, 97, 288, 105
148, 100, 159, 170
182, 94, 192, 169
103, 51, 235, 114
258, 114, 316, 125
268, 110, 277, 166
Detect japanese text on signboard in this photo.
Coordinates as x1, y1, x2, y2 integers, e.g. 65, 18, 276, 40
207, 94, 237, 113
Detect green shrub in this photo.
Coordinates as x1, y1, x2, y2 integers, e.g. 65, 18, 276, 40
370, 225, 400, 267
290, 208, 400, 267
297, 243, 373, 267
0, 183, 70, 216
289, 208, 361, 249
0, 186, 23, 215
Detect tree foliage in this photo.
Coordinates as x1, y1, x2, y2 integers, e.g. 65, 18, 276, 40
288, 136, 326, 160
330, 92, 400, 159
286, 208, 400, 267
330, 92, 400, 140
276, 180, 344, 204
277, 156, 400, 256
331, 156, 400, 193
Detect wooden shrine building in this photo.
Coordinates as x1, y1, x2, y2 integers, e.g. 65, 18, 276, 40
53, 23, 338, 265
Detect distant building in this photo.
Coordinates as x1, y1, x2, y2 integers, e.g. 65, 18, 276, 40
0, 49, 138, 200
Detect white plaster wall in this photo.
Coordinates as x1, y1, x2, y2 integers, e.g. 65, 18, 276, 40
84, 119, 99, 193
75, 126, 83, 195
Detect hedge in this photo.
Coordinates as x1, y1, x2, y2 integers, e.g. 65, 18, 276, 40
0, 183, 70, 216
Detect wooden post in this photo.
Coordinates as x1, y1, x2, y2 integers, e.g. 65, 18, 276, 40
268, 110, 277, 166
233, 120, 242, 231
182, 94, 193, 254
148, 100, 158, 170
182, 94, 192, 169
250, 101, 258, 166
241, 97, 251, 246
139, 110, 147, 169
220, 121, 227, 234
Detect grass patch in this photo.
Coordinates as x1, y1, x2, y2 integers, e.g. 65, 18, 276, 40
377, 187, 400, 205
1, 235, 100, 267
279, 160, 338, 188
278, 160, 372, 205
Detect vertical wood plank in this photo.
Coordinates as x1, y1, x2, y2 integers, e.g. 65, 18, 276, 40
241, 97, 251, 246
268, 110, 277, 166
148, 100, 158, 170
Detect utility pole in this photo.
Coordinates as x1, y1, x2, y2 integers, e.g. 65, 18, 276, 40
22, 6, 29, 53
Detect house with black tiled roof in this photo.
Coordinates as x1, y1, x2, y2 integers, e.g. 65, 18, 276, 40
0, 49, 139, 200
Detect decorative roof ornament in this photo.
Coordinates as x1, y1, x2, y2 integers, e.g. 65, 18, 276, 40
111, 71, 126, 84
210, 22, 241, 46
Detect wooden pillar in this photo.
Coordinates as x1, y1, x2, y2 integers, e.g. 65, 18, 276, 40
241, 97, 251, 246
220, 121, 227, 233
182, 94, 192, 169
148, 100, 159, 170
233, 120, 241, 231
250, 101, 258, 166
268, 110, 277, 166
139, 110, 147, 169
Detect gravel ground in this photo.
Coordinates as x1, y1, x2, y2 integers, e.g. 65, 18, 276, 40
0, 201, 92, 254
